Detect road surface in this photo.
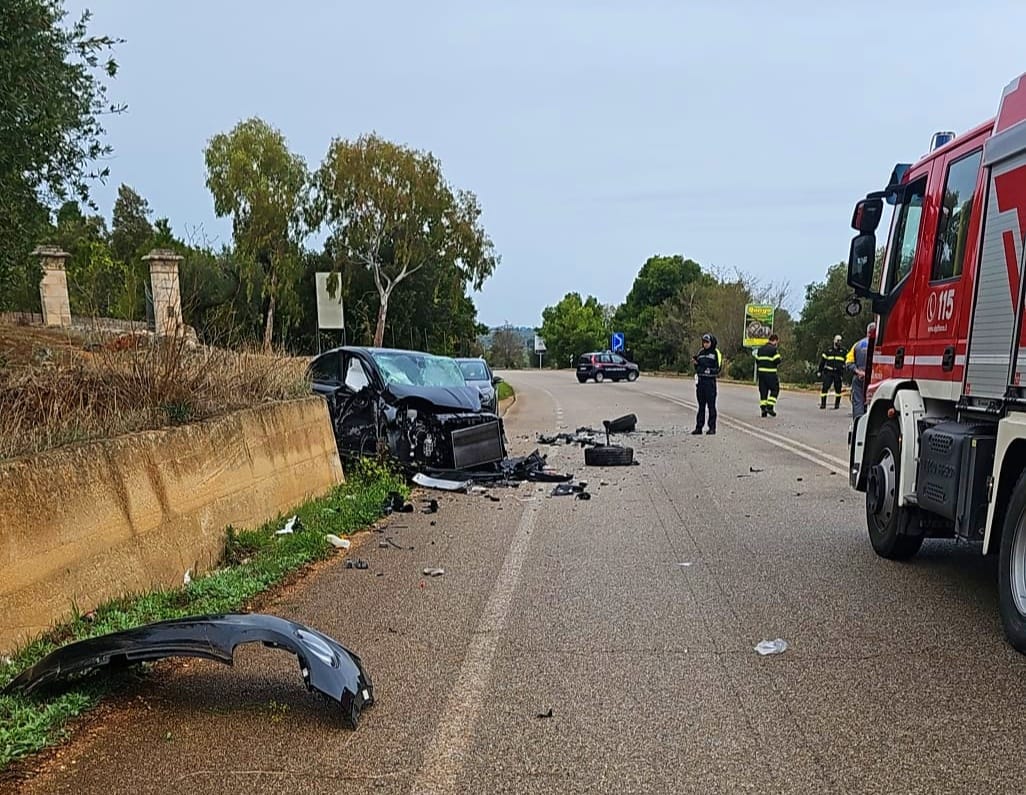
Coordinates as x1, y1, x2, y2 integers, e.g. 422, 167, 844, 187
10, 371, 1026, 794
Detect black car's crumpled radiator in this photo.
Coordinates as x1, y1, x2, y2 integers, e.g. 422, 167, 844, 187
451, 421, 505, 470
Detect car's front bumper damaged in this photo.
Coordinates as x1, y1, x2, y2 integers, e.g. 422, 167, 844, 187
3, 613, 374, 729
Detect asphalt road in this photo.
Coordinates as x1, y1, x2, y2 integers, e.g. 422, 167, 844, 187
10, 371, 1026, 794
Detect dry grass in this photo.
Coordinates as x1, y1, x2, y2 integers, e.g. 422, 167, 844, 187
0, 327, 311, 461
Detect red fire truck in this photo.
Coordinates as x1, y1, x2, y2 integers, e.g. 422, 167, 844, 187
847, 71, 1026, 652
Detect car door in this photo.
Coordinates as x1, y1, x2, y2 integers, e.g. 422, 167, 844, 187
310, 351, 343, 397
333, 353, 380, 456
611, 354, 629, 379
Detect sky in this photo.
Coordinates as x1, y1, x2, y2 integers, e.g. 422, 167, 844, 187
66, 0, 1026, 327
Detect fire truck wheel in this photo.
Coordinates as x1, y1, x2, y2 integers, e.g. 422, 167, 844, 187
998, 469, 1026, 653
864, 421, 923, 560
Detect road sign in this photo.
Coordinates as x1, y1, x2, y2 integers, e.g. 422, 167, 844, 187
742, 303, 774, 348
315, 272, 345, 330
611, 331, 625, 352
534, 335, 547, 353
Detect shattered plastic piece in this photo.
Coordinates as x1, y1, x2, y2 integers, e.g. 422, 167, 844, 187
604, 413, 637, 434
275, 515, 300, 535
421, 499, 439, 514
754, 639, 789, 656
384, 492, 414, 514
677, 562, 693, 568
576, 491, 592, 501
345, 559, 369, 570
749, 466, 764, 473
422, 567, 445, 577
326, 534, 351, 549
183, 569, 192, 585
536, 708, 554, 719
2, 614, 375, 729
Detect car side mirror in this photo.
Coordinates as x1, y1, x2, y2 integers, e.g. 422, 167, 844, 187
492, 375, 503, 385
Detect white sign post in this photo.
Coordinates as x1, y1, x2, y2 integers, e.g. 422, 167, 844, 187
315, 272, 345, 352
534, 335, 546, 368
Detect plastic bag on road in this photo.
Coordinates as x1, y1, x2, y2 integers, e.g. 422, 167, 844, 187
754, 639, 788, 656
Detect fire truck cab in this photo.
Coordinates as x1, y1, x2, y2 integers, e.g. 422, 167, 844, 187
847, 72, 1026, 652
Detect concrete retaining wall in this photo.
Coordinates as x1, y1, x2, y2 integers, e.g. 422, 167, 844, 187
0, 397, 343, 653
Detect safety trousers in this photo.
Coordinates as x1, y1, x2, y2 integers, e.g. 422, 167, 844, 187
758, 373, 779, 415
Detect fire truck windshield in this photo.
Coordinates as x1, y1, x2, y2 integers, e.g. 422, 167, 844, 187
883, 179, 926, 293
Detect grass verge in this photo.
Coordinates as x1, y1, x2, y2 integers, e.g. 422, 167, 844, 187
496, 380, 515, 402
0, 459, 406, 772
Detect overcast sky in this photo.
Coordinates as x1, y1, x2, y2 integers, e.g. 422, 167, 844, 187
68, 0, 1026, 327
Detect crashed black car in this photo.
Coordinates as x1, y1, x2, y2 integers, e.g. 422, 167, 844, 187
309, 347, 507, 471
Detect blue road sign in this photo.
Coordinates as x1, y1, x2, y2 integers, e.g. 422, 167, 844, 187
611, 331, 625, 352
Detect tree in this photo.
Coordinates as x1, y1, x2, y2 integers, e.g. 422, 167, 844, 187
204, 117, 308, 352
489, 324, 527, 369
0, 0, 123, 309
312, 133, 498, 347
793, 260, 875, 376
613, 254, 703, 368
110, 184, 153, 265
538, 292, 608, 368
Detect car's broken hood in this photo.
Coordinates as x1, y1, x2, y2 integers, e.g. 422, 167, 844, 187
384, 384, 483, 412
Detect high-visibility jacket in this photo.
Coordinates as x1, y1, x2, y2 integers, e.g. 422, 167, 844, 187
846, 337, 870, 375
694, 347, 722, 378
755, 343, 781, 375
819, 345, 846, 375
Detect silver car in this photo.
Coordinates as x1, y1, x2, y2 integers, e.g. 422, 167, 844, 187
456, 357, 502, 414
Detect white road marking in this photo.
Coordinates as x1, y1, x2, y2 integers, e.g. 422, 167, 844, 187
413, 394, 556, 793
646, 390, 849, 473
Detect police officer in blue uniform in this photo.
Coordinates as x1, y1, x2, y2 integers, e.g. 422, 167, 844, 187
692, 333, 723, 435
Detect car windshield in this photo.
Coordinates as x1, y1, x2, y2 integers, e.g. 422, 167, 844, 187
458, 361, 489, 381
370, 351, 467, 388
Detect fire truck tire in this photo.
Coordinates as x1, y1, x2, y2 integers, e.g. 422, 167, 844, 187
998, 469, 1026, 653
864, 421, 923, 560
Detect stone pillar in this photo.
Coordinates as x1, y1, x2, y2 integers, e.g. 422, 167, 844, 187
143, 249, 184, 337
33, 246, 72, 328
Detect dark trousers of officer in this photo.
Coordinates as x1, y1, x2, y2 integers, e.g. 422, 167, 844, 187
695, 377, 717, 431
758, 373, 779, 415
820, 372, 842, 409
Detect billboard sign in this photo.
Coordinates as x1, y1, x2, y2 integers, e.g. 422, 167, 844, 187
742, 304, 775, 348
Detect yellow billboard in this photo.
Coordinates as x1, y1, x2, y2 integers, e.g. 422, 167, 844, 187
743, 304, 775, 348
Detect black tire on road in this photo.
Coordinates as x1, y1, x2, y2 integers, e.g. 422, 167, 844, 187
627, 370, 638, 382
594, 371, 605, 383
584, 445, 634, 467
998, 468, 1026, 653
865, 420, 923, 560
577, 377, 587, 383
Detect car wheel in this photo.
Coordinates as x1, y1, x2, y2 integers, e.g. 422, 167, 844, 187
627, 370, 638, 382
999, 468, 1026, 653
594, 371, 605, 383
577, 377, 587, 384
584, 445, 634, 466
864, 421, 923, 560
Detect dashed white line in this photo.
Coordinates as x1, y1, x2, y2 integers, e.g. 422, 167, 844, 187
646, 390, 848, 473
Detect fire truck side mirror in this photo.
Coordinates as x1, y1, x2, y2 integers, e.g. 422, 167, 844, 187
847, 233, 879, 298
851, 197, 884, 234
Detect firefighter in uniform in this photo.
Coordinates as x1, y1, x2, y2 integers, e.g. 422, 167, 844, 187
691, 333, 722, 435
846, 322, 875, 419
755, 333, 781, 417
818, 335, 846, 410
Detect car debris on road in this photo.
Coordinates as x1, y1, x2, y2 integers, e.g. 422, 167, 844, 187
2, 614, 375, 729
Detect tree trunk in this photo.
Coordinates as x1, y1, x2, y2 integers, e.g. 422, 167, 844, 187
373, 292, 389, 348
263, 268, 278, 354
